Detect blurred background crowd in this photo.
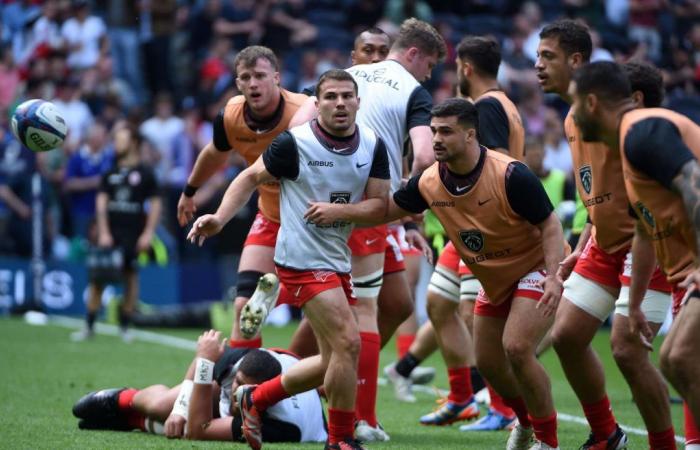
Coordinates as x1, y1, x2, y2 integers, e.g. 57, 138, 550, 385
1, 0, 700, 265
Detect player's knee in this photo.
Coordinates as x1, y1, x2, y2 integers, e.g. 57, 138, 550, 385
503, 339, 533, 369
662, 345, 694, 384
610, 331, 643, 373
426, 297, 452, 324
551, 322, 582, 354
236, 270, 265, 300
335, 329, 361, 362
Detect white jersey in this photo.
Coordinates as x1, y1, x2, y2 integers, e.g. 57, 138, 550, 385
219, 350, 327, 443
274, 121, 383, 273
346, 59, 432, 192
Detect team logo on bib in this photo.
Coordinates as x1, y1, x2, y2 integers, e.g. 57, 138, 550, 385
330, 192, 351, 204
459, 229, 484, 252
579, 165, 592, 194
635, 201, 655, 228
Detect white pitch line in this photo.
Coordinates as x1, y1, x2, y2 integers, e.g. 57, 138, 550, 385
48, 315, 685, 444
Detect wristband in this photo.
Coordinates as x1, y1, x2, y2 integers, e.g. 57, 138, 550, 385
194, 358, 215, 384
171, 379, 193, 419
404, 222, 419, 231
183, 183, 198, 198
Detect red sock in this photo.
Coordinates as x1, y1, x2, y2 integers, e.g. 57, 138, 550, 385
117, 389, 145, 431
230, 336, 262, 349
530, 413, 558, 448
502, 396, 531, 428
488, 384, 515, 419
396, 334, 415, 359
648, 427, 677, 449
582, 396, 617, 442
685, 402, 700, 445
251, 375, 289, 411
447, 366, 473, 404
355, 332, 380, 426
328, 408, 355, 445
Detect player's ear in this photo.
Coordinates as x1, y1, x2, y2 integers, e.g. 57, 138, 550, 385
569, 51, 584, 69
631, 90, 644, 108
585, 92, 598, 113
273, 71, 280, 86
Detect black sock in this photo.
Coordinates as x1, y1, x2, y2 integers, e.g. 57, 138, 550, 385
119, 311, 131, 331
395, 352, 421, 378
86, 312, 97, 331
470, 366, 486, 393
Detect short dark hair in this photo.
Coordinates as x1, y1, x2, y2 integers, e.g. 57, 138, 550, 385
539, 19, 592, 62
315, 69, 358, 98
392, 18, 447, 61
457, 36, 501, 78
622, 61, 664, 108
431, 98, 479, 131
573, 61, 631, 104
354, 27, 391, 48
238, 350, 282, 383
234, 46, 279, 73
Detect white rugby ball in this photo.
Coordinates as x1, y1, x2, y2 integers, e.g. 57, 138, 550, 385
11, 99, 67, 152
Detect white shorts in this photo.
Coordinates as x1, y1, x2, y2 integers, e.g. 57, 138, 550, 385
428, 265, 460, 303
460, 272, 481, 302
563, 272, 671, 323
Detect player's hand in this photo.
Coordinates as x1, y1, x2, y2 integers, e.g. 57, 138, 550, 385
304, 201, 342, 225
177, 193, 197, 227
556, 250, 580, 282
536, 274, 563, 318
628, 306, 654, 351
136, 232, 153, 253
405, 229, 433, 265
98, 232, 113, 248
187, 214, 223, 246
164, 413, 186, 438
196, 329, 226, 362
679, 268, 700, 292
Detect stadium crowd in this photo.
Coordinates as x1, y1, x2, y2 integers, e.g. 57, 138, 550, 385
1, 0, 700, 262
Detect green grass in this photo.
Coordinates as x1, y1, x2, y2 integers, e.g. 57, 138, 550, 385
0, 317, 686, 449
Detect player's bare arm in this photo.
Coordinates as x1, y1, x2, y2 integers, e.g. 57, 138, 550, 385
137, 196, 161, 253
95, 191, 113, 248
288, 96, 318, 128
672, 158, 700, 288
627, 220, 657, 350
557, 222, 591, 281
304, 176, 389, 225
536, 212, 566, 317
178, 141, 232, 226
188, 157, 275, 246
186, 330, 231, 441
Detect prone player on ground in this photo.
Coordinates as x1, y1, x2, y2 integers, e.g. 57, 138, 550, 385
536, 20, 674, 449
176, 46, 308, 349
306, 97, 568, 450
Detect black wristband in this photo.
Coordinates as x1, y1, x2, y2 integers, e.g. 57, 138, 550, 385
183, 183, 198, 198
404, 222, 419, 231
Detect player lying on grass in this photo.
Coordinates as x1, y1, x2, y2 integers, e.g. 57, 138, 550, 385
72, 330, 327, 444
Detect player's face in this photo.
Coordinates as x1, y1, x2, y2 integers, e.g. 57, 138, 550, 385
430, 116, 470, 162
230, 371, 256, 416
235, 58, 280, 114
456, 57, 470, 97
316, 79, 359, 135
569, 81, 602, 142
351, 33, 390, 65
411, 49, 439, 82
535, 37, 573, 95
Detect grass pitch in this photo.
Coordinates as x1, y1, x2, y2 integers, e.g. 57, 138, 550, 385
0, 316, 686, 449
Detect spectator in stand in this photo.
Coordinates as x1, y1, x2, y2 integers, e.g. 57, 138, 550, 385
519, 84, 547, 136
0, 46, 20, 110
60, 0, 108, 71
214, 0, 267, 51
628, 0, 665, 63
63, 121, 114, 238
140, 0, 178, 97
18, 0, 62, 66
52, 76, 94, 153
542, 107, 573, 174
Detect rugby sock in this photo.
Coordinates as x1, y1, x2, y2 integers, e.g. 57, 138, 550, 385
251, 375, 289, 411
86, 312, 96, 331
355, 332, 380, 427
395, 351, 421, 378
470, 366, 486, 393
328, 408, 355, 445
685, 402, 700, 445
488, 384, 516, 419
582, 396, 617, 442
502, 396, 531, 428
117, 388, 138, 411
118, 310, 131, 331
530, 413, 558, 448
117, 388, 146, 430
396, 334, 415, 359
648, 427, 677, 449
229, 336, 262, 349
447, 366, 472, 405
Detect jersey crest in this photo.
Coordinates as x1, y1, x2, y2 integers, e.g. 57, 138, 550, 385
460, 229, 485, 252
579, 164, 592, 194
635, 201, 656, 228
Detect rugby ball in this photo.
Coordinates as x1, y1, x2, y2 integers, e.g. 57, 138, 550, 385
11, 99, 67, 152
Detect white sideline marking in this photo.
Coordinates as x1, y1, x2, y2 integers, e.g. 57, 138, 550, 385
50, 315, 684, 444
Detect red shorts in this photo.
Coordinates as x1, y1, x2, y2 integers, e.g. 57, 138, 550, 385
243, 212, 280, 248
275, 265, 356, 308
384, 230, 406, 274
574, 238, 671, 293
474, 270, 546, 318
672, 287, 685, 318
348, 225, 388, 256
436, 241, 471, 276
